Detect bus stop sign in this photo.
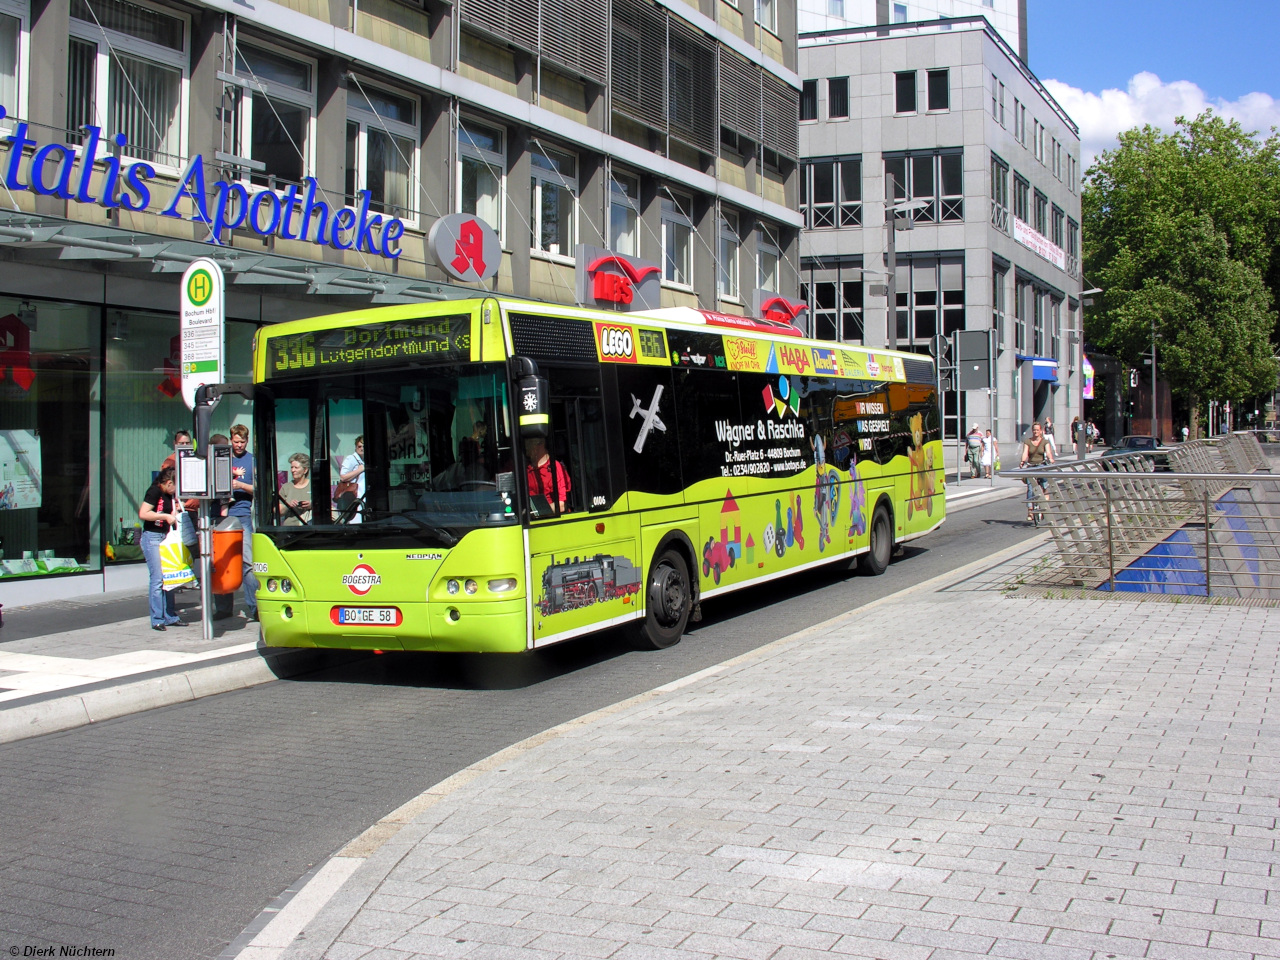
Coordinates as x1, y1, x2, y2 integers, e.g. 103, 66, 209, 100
180, 258, 225, 411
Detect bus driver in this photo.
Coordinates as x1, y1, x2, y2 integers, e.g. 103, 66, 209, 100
524, 436, 570, 516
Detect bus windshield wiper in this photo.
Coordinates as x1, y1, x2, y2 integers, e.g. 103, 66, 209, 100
370, 513, 460, 547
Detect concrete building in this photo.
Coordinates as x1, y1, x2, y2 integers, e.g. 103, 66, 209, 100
798, 0, 1026, 59
0, 0, 801, 602
798, 14, 1082, 448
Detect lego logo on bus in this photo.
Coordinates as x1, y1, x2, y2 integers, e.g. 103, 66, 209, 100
598, 324, 636, 361
343, 563, 382, 595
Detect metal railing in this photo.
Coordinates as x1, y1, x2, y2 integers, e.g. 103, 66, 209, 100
1001, 433, 1280, 600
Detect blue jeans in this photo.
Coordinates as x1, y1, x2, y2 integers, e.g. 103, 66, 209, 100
141, 530, 179, 626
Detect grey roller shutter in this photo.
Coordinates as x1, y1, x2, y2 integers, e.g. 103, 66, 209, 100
761, 71, 799, 160
719, 48, 760, 145
541, 0, 608, 85
612, 0, 667, 129
460, 0, 539, 54
667, 17, 716, 154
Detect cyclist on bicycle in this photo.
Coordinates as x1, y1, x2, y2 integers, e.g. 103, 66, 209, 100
1019, 420, 1054, 522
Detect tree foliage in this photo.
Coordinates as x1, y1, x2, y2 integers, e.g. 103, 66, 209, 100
1082, 112, 1280, 410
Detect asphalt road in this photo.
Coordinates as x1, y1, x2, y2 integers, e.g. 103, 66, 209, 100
0, 496, 1038, 960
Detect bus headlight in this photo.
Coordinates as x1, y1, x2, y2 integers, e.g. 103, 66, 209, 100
488, 578, 517, 593
280, 578, 292, 594
464, 579, 479, 595
446, 579, 460, 595
266, 578, 279, 592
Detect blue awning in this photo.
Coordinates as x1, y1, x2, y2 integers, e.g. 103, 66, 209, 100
1017, 355, 1059, 382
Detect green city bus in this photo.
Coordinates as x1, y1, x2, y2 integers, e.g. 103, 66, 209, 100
250, 297, 944, 651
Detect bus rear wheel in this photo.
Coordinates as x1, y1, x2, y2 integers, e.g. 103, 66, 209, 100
862, 506, 893, 576
631, 549, 691, 650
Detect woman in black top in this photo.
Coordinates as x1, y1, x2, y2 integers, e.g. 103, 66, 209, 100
139, 466, 184, 630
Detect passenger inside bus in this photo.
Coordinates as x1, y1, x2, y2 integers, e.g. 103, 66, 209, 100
524, 436, 571, 517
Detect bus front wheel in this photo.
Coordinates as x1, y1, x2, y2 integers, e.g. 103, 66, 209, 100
862, 506, 893, 576
632, 549, 691, 650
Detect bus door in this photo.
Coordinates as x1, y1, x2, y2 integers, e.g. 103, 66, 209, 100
524, 365, 638, 646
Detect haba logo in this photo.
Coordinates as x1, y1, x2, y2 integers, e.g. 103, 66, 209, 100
343, 563, 382, 595
762, 376, 801, 418
811, 347, 838, 376
759, 296, 808, 327
775, 343, 811, 375
596, 323, 637, 362
587, 255, 660, 305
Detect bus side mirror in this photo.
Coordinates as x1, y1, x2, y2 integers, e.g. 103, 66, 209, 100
517, 375, 550, 438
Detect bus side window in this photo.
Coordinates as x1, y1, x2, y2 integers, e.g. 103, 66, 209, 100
543, 366, 611, 514
673, 368, 739, 486
614, 366, 682, 496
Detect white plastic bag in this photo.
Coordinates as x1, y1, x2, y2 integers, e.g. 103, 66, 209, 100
159, 525, 196, 591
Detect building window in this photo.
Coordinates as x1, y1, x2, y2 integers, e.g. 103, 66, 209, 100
828, 77, 849, 119
801, 156, 861, 229
894, 71, 916, 114
68, 0, 187, 167
992, 263, 1007, 345
755, 0, 776, 34
1013, 99, 1025, 145
1067, 218, 1079, 276
800, 79, 817, 121
990, 153, 1008, 232
662, 193, 693, 286
827, 0, 844, 16
892, 2, 907, 23
234, 43, 314, 187
990, 74, 1004, 127
1014, 278, 1030, 352
1013, 173, 1029, 223
1034, 120, 1044, 163
884, 151, 963, 223
1051, 297, 1062, 361
757, 225, 780, 293
345, 82, 417, 220
894, 257, 964, 345
1051, 204, 1064, 249
926, 69, 949, 111
609, 172, 640, 257
1033, 287, 1045, 355
458, 118, 505, 241
802, 264, 864, 343
719, 212, 740, 301
530, 144, 577, 258
1033, 189, 1048, 235
0, 10, 22, 132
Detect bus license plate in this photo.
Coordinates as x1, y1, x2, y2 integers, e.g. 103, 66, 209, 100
332, 606, 402, 626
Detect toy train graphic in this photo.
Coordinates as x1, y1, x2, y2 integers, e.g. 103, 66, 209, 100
539, 553, 642, 616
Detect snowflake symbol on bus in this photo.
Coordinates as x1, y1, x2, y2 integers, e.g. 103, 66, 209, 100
522, 392, 538, 412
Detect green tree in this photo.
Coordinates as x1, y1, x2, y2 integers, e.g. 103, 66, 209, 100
1082, 112, 1280, 435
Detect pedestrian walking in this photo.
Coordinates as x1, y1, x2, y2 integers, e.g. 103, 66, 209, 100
139, 466, 184, 631
981, 429, 998, 479
213, 424, 258, 621
965, 424, 983, 479
1043, 417, 1057, 458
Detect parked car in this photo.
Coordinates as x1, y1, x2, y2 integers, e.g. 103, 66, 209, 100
1113, 435, 1161, 450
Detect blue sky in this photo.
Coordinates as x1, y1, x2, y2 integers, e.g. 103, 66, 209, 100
1025, 0, 1280, 166
1028, 0, 1280, 102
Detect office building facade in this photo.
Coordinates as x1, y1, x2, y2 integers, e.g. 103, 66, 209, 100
798, 14, 1081, 446
0, 0, 801, 601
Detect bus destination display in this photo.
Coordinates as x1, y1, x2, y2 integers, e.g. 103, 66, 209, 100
265, 316, 470, 379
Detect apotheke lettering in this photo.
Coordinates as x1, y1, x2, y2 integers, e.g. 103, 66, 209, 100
1, 108, 404, 259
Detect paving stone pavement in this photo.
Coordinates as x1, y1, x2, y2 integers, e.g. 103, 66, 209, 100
271, 578, 1280, 960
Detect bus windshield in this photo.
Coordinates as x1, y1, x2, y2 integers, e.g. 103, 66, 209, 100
257, 362, 517, 548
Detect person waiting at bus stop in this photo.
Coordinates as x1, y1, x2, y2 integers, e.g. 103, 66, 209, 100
524, 436, 570, 516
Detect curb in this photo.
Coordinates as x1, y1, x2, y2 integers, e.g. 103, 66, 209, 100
945, 485, 1024, 512
0, 646, 355, 745
247, 533, 1052, 960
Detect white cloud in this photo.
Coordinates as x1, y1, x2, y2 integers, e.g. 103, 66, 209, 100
1043, 72, 1280, 170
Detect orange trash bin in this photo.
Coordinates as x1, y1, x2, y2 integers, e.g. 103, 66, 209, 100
211, 523, 244, 593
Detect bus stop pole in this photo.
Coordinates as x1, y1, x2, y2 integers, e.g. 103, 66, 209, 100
200, 501, 213, 643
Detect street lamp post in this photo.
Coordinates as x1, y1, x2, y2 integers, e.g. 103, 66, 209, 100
1151, 316, 1158, 442
883, 174, 929, 350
